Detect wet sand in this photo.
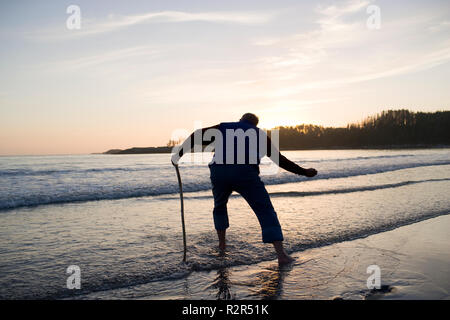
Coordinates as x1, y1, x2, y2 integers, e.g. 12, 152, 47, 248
80, 214, 450, 300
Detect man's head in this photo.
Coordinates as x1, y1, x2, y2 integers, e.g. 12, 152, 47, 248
240, 113, 259, 126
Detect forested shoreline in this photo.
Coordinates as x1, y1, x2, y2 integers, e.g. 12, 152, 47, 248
272, 109, 450, 149
104, 109, 450, 154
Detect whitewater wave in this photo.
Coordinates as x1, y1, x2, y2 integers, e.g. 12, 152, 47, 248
298, 153, 416, 163
0, 166, 161, 177
168, 178, 450, 200
0, 153, 420, 177
1, 161, 449, 211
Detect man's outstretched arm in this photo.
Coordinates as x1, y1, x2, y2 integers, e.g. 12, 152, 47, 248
171, 124, 220, 165
267, 136, 317, 177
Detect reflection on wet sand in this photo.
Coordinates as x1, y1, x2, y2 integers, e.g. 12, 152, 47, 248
249, 264, 293, 299
212, 262, 294, 300
213, 268, 234, 300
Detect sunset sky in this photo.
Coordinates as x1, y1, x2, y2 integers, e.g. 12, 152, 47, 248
1, 0, 450, 155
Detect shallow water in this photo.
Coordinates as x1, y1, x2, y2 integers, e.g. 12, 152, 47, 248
0, 149, 449, 299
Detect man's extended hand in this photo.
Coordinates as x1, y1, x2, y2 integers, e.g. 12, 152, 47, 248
171, 154, 178, 167
304, 168, 317, 177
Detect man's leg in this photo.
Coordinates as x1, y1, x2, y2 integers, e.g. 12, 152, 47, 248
234, 171, 294, 265
210, 166, 232, 252
217, 229, 226, 252
212, 189, 231, 252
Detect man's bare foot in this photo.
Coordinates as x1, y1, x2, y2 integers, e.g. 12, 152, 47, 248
272, 241, 294, 265
277, 254, 295, 266
217, 230, 226, 254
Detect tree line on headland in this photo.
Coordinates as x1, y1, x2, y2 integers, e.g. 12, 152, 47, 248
273, 109, 450, 149
103, 109, 450, 154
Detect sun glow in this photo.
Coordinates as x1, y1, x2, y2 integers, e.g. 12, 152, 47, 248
259, 117, 306, 130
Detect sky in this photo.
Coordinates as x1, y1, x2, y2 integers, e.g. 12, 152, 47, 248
0, 0, 449, 155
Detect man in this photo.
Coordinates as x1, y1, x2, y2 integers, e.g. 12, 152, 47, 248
171, 113, 317, 265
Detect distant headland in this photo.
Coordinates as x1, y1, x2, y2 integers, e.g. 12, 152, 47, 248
103, 147, 173, 154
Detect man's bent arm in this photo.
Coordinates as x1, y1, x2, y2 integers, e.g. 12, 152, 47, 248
267, 136, 307, 176
171, 124, 219, 165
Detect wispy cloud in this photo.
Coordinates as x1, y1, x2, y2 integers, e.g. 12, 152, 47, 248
268, 45, 450, 98
254, 1, 372, 56
30, 10, 276, 40
249, 0, 450, 98
316, 0, 371, 21
47, 46, 158, 70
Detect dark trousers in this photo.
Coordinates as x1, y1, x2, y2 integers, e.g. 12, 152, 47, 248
209, 164, 284, 243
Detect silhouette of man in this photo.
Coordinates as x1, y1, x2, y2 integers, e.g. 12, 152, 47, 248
171, 113, 317, 265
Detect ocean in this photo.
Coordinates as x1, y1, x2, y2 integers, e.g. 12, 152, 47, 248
0, 149, 449, 299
